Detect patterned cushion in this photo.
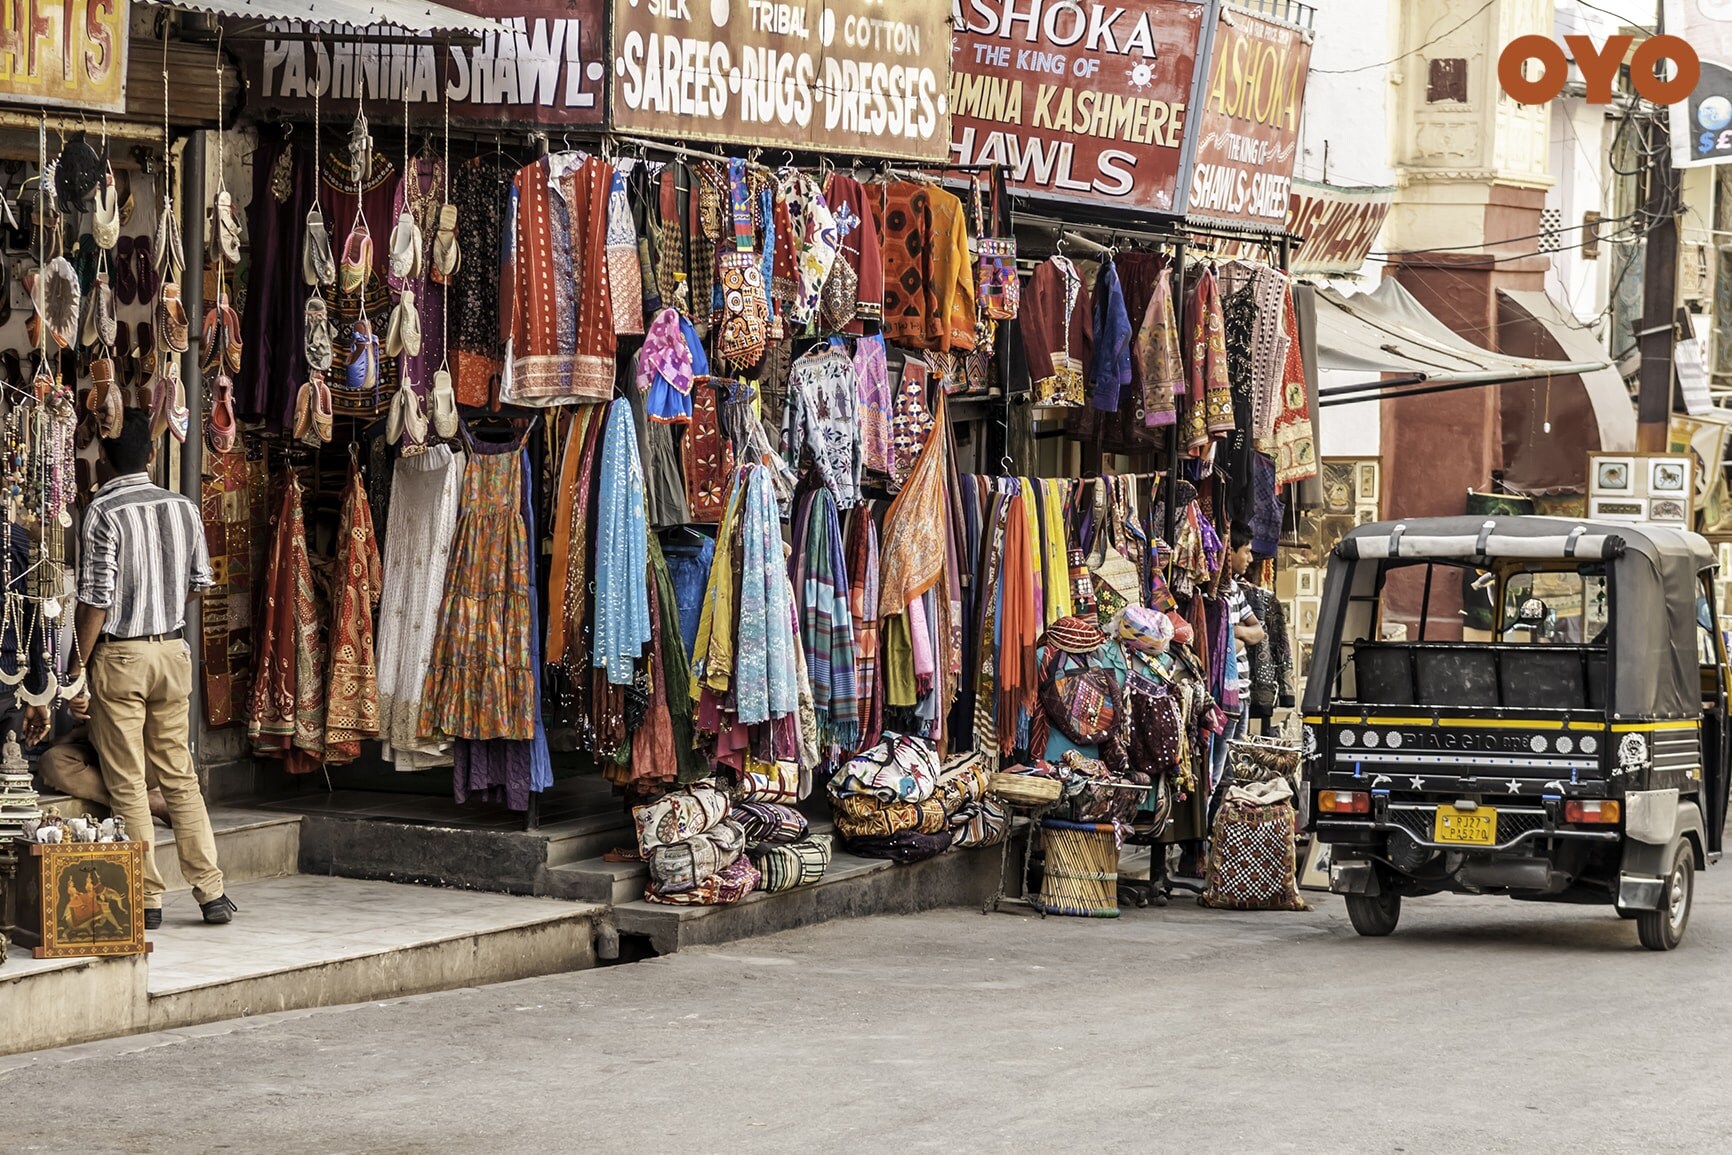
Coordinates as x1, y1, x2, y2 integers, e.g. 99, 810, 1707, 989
733, 801, 809, 845
828, 733, 940, 804
645, 855, 761, 906
934, 754, 990, 817
750, 835, 833, 892
1198, 800, 1308, 911
831, 793, 948, 839
633, 782, 730, 856
949, 798, 1010, 849
647, 819, 746, 893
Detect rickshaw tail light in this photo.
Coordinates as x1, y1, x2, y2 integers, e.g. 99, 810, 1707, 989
1318, 790, 1370, 815
1564, 800, 1620, 824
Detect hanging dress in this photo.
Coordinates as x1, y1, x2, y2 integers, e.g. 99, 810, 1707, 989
419, 430, 536, 742
376, 443, 466, 770
324, 465, 383, 763
247, 468, 325, 774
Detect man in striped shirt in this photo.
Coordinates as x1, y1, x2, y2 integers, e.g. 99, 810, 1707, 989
72, 409, 231, 930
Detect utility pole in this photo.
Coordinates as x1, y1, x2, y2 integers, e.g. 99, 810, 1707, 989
1636, 1, 1678, 452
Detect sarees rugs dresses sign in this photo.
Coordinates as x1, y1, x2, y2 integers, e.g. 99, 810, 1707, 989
610, 0, 949, 159
948, 0, 1207, 212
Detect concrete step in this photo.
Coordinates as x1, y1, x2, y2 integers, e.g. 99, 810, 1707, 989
0, 875, 611, 1055
546, 855, 649, 905
157, 809, 302, 894
612, 832, 1027, 954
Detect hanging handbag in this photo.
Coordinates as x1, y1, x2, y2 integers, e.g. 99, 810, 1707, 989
970, 177, 1018, 321
1038, 647, 1120, 745
715, 249, 768, 368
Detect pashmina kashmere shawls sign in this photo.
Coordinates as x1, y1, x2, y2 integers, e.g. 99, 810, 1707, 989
611, 0, 949, 159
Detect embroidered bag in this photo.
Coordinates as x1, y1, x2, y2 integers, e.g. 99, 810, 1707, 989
1039, 647, 1120, 745
970, 178, 1019, 321
715, 249, 769, 368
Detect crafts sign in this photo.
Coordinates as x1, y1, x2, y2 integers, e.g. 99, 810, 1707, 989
611, 0, 949, 159
1186, 4, 1310, 231
247, 0, 606, 124
0, 0, 127, 113
949, 0, 1206, 212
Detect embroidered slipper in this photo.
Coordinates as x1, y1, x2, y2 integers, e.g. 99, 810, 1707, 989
114, 167, 133, 228
402, 382, 429, 454
154, 195, 184, 284
385, 376, 408, 445
430, 203, 459, 285
292, 377, 318, 444
90, 269, 116, 351
90, 357, 122, 439
385, 288, 421, 357
207, 371, 237, 454
339, 218, 372, 295
303, 205, 336, 287
91, 169, 119, 251
148, 361, 171, 440
133, 234, 156, 304
209, 190, 242, 266
387, 209, 423, 283
42, 257, 81, 350
312, 372, 333, 443
304, 294, 334, 371
113, 235, 136, 305
220, 296, 242, 373
348, 317, 380, 407
430, 367, 457, 439
157, 282, 189, 354
167, 361, 189, 443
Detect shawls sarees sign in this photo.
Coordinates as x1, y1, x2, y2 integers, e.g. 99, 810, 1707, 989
0, 0, 127, 113
610, 0, 949, 159
246, 0, 606, 124
949, 0, 1207, 212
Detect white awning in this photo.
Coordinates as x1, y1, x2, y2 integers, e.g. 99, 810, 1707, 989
149, 0, 504, 35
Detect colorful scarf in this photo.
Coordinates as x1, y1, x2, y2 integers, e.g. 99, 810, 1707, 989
996, 491, 1039, 757
854, 334, 892, 476
736, 464, 798, 725
846, 507, 881, 753
1185, 268, 1233, 451
324, 465, 383, 763
795, 489, 859, 751
592, 397, 652, 685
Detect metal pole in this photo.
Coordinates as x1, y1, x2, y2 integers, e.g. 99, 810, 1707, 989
180, 131, 208, 770
1636, 3, 1678, 452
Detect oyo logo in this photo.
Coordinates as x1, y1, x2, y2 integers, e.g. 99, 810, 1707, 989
1497, 34, 1699, 104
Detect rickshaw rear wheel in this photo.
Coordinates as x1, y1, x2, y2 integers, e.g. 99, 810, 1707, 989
1636, 843, 1694, 951
1345, 888, 1401, 937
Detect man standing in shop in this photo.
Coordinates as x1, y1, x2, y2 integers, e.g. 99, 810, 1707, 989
70, 409, 232, 930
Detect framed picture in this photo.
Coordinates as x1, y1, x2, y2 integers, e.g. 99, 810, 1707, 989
1356, 461, 1381, 504
1354, 504, 1378, 525
1651, 459, 1688, 493
1299, 836, 1333, 891
1650, 498, 1689, 524
1718, 542, 1732, 576
1294, 596, 1322, 640
1319, 460, 1358, 514
1590, 496, 1647, 521
1592, 456, 1635, 493
1294, 567, 1319, 598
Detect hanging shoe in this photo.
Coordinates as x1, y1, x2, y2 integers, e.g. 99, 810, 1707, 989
91, 170, 119, 251
155, 195, 184, 285
90, 357, 122, 439
385, 288, 420, 357
430, 367, 457, 439
90, 270, 116, 351
303, 205, 336, 287
312, 373, 333, 443
207, 372, 236, 453
209, 190, 242, 267
133, 235, 157, 304
347, 317, 379, 408
387, 209, 423, 282
148, 360, 172, 440
339, 218, 372, 295
220, 295, 242, 374
292, 377, 315, 443
402, 382, 429, 455
167, 362, 189, 443
385, 376, 408, 445
430, 203, 459, 286
157, 282, 189, 354
113, 235, 136, 305
304, 294, 334, 372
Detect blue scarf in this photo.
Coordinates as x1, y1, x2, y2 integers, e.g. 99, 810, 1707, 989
593, 398, 652, 685
736, 464, 798, 725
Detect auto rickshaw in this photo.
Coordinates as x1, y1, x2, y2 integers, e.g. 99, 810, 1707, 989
1304, 516, 1727, 950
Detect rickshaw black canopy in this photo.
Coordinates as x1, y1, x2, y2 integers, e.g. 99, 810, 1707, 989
1303, 516, 1716, 721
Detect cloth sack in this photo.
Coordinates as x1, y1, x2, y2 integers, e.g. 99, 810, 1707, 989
751, 835, 833, 892
733, 801, 809, 845
950, 798, 1010, 848
645, 855, 760, 905
1198, 797, 1308, 911
831, 793, 948, 840
933, 754, 990, 817
828, 734, 939, 804
647, 819, 746, 893
633, 782, 730, 856
842, 827, 954, 864
737, 758, 802, 804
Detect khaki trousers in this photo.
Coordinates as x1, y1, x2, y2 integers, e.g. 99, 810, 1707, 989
87, 639, 224, 908
37, 725, 167, 815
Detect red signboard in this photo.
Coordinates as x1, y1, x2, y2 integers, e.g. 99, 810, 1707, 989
246, 0, 607, 125
1185, 4, 1311, 231
949, 0, 1207, 213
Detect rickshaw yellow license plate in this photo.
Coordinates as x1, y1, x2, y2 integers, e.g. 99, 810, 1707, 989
1434, 806, 1497, 845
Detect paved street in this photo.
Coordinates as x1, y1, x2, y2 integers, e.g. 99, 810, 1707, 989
8, 869, 1732, 1154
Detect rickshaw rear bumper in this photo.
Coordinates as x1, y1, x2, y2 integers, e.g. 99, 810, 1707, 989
1615, 873, 1667, 911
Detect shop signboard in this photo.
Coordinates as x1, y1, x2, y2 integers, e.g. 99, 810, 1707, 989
246, 0, 607, 125
1285, 180, 1392, 275
0, 0, 127, 113
949, 0, 1208, 214
1185, 3, 1311, 232
1667, 0, 1732, 167
609, 0, 949, 160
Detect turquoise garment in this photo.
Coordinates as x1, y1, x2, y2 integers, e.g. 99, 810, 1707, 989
593, 398, 652, 685
736, 464, 799, 725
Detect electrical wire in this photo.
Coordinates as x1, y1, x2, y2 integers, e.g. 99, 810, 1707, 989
1310, 0, 1495, 75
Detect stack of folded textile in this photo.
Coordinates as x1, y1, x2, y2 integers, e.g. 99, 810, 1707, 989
635, 781, 760, 905
737, 800, 833, 893
938, 754, 1010, 849
830, 739, 1003, 862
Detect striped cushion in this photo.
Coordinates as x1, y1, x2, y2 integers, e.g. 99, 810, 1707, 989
751, 835, 833, 892
733, 802, 809, 845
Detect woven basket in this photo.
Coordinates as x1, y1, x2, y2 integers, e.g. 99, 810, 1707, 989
989, 771, 1062, 808
1032, 819, 1119, 918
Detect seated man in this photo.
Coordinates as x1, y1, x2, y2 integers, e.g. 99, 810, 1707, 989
33, 703, 170, 827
